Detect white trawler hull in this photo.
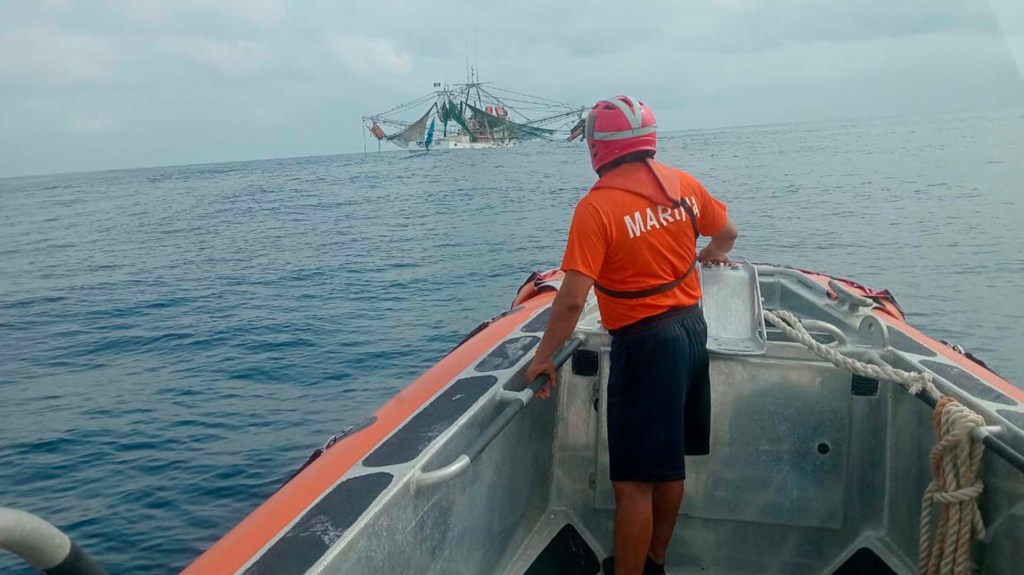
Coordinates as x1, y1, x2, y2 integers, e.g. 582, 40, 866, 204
422, 136, 517, 150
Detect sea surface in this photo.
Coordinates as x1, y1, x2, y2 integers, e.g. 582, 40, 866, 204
1, 110, 1022, 574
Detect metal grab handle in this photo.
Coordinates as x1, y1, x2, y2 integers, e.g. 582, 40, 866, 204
0, 508, 108, 575
414, 336, 585, 487
971, 426, 1024, 474
799, 319, 850, 347
914, 392, 1024, 475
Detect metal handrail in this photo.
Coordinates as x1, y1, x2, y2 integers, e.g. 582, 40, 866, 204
799, 319, 849, 347
0, 508, 108, 575
414, 336, 585, 487
913, 388, 1024, 474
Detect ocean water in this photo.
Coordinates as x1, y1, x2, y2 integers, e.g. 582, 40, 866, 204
1, 110, 1022, 574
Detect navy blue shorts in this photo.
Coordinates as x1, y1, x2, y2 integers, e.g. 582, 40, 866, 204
607, 306, 711, 483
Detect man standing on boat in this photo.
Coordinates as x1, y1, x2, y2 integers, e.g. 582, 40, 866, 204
526, 95, 738, 575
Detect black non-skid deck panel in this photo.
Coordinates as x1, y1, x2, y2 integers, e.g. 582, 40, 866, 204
919, 359, 1014, 405
831, 547, 897, 575
475, 335, 540, 372
997, 409, 1024, 432
522, 307, 552, 333
525, 524, 601, 575
243, 472, 392, 575
363, 375, 498, 467
887, 327, 937, 357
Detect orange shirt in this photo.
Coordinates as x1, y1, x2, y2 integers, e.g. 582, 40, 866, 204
561, 159, 728, 330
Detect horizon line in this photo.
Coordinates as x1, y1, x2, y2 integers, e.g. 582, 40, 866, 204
2, 105, 1020, 182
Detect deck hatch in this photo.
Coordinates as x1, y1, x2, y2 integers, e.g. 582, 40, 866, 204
363, 375, 497, 467
243, 472, 392, 575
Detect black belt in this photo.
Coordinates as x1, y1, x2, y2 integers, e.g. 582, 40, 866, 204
608, 304, 702, 337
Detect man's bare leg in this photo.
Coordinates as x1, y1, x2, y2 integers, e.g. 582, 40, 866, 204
612, 481, 654, 575
648, 480, 684, 564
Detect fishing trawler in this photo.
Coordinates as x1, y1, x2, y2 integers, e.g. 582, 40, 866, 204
363, 74, 587, 151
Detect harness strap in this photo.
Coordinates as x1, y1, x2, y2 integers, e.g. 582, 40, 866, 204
594, 197, 700, 300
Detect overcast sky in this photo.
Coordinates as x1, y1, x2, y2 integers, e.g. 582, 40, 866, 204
1, 0, 1022, 178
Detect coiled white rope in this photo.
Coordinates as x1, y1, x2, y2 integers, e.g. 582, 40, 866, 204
918, 397, 986, 575
763, 309, 985, 575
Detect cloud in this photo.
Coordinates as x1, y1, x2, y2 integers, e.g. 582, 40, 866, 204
643, 29, 1024, 130
1005, 34, 1024, 78
39, 0, 74, 12
323, 34, 413, 75
1, 0, 1021, 178
164, 38, 270, 76
70, 112, 113, 132
504, 0, 998, 58
0, 26, 117, 85
692, 0, 994, 50
213, 0, 282, 27
991, 0, 1024, 78
111, 0, 283, 27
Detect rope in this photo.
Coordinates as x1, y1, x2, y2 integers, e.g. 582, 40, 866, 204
762, 309, 986, 575
763, 309, 938, 397
919, 398, 986, 575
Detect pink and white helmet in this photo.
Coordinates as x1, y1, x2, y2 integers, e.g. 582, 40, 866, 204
585, 95, 657, 173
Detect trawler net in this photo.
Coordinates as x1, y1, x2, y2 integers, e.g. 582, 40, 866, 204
441, 100, 475, 141
465, 103, 558, 141
386, 104, 436, 149
364, 83, 586, 149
